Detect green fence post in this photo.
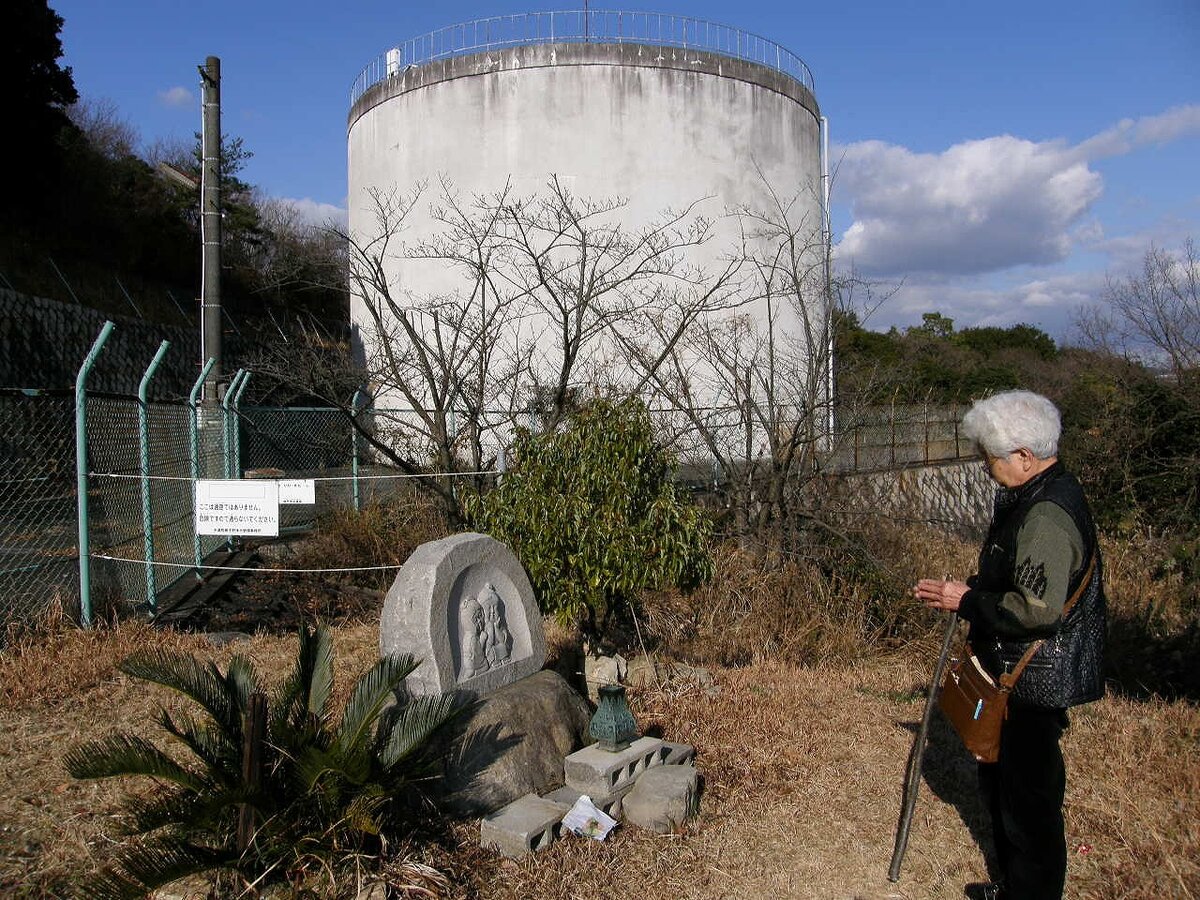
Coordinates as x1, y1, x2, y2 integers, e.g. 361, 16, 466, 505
351, 388, 364, 512
222, 369, 246, 480
230, 371, 251, 479
189, 358, 216, 579
76, 321, 115, 629
220, 369, 246, 552
138, 341, 170, 610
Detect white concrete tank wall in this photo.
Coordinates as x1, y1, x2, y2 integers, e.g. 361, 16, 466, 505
346, 33, 825, 452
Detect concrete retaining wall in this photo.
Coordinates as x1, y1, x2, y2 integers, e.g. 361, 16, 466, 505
811, 458, 993, 539
0, 288, 258, 395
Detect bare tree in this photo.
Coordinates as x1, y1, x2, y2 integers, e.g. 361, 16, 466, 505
253, 176, 790, 522
621, 177, 885, 546
67, 97, 139, 160
486, 176, 744, 430
1077, 238, 1200, 382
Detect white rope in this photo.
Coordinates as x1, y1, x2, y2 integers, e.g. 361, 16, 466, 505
91, 554, 403, 573
89, 470, 498, 483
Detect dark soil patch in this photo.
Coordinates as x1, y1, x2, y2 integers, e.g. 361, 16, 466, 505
174, 545, 385, 636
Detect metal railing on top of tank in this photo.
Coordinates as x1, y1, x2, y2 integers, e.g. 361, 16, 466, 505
349, 10, 815, 106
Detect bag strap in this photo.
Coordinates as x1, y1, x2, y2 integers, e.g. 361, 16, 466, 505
998, 552, 1097, 690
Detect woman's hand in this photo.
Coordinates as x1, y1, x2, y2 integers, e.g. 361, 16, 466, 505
913, 577, 969, 612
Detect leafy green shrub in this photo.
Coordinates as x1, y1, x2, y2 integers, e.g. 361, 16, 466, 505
465, 397, 713, 632
64, 625, 458, 899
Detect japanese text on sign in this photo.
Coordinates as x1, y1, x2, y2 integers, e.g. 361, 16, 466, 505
195, 480, 280, 537
278, 479, 315, 505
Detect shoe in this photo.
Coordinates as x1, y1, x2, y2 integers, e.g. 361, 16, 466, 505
963, 883, 1004, 900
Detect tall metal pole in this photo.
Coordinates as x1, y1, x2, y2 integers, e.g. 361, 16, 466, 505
820, 115, 835, 448
223, 369, 247, 480
189, 358, 216, 579
199, 56, 223, 405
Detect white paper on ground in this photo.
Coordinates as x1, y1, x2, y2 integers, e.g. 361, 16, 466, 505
561, 794, 618, 840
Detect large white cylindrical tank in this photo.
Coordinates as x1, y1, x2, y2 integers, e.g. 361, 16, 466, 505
346, 13, 825, 451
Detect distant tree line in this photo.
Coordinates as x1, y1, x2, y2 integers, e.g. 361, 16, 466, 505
836, 253, 1199, 536
1, 0, 347, 327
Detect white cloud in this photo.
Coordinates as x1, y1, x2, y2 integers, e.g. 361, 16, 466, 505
836, 136, 1102, 276
859, 270, 1108, 341
834, 104, 1200, 279
156, 86, 194, 108
1076, 104, 1200, 159
276, 197, 348, 230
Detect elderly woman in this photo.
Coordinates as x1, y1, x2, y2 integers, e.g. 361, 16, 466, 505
914, 390, 1106, 900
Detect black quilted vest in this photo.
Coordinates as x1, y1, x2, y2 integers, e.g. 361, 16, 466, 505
972, 463, 1107, 709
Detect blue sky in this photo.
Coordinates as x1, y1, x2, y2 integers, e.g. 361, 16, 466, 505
52, 0, 1200, 338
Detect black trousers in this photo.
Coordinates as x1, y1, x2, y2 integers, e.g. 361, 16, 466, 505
978, 705, 1070, 900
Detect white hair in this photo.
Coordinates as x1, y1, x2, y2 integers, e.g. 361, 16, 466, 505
961, 390, 1061, 459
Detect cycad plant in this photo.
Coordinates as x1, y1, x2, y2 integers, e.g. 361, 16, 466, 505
65, 624, 459, 899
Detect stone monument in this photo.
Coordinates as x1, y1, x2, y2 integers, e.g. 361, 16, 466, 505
380, 532, 546, 697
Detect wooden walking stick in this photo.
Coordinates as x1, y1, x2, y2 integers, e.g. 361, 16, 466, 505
888, 609, 958, 882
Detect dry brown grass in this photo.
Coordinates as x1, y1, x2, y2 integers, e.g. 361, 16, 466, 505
293, 494, 450, 587
642, 527, 980, 669
2, 522, 1196, 898
453, 656, 1199, 900
1101, 531, 1200, 698
229, 495, 452, 629
2, 614, 1196, 899
0, 621, 383, 897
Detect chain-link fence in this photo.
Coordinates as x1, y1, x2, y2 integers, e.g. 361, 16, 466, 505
0, 389, 77, 634
645, 400, 970, 482
1, 319, 976, 638
829, 401, 970, 472
86, 394, 226, 614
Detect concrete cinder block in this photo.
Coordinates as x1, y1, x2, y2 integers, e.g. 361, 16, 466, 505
661, 741, 695, 766
543, 779, 636, 819
564, 736, 665, 796
479, 793, 565, 858
622, 764, 700, 834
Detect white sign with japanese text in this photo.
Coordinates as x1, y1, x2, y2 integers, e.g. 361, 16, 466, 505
278, 479, 316, 505
195, 480, 280, 537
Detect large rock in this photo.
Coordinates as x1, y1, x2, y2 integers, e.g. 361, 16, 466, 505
431, 669, 592, 817
381, 532, 546, 697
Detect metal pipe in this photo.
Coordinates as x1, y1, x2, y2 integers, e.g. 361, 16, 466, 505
189, 357, 216, 579
351, 388, 364, 511
138, 341, 171, 610
220, 369, 247, 552
222, 369, 247, 480
230, 371, 251, 479
76, 321, 115, 628
820, 114, 835, 449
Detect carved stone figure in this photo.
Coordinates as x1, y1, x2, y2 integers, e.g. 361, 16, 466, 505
479, 582, 512, 667
380, 532, 546, 697
459, 594, 488, 678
